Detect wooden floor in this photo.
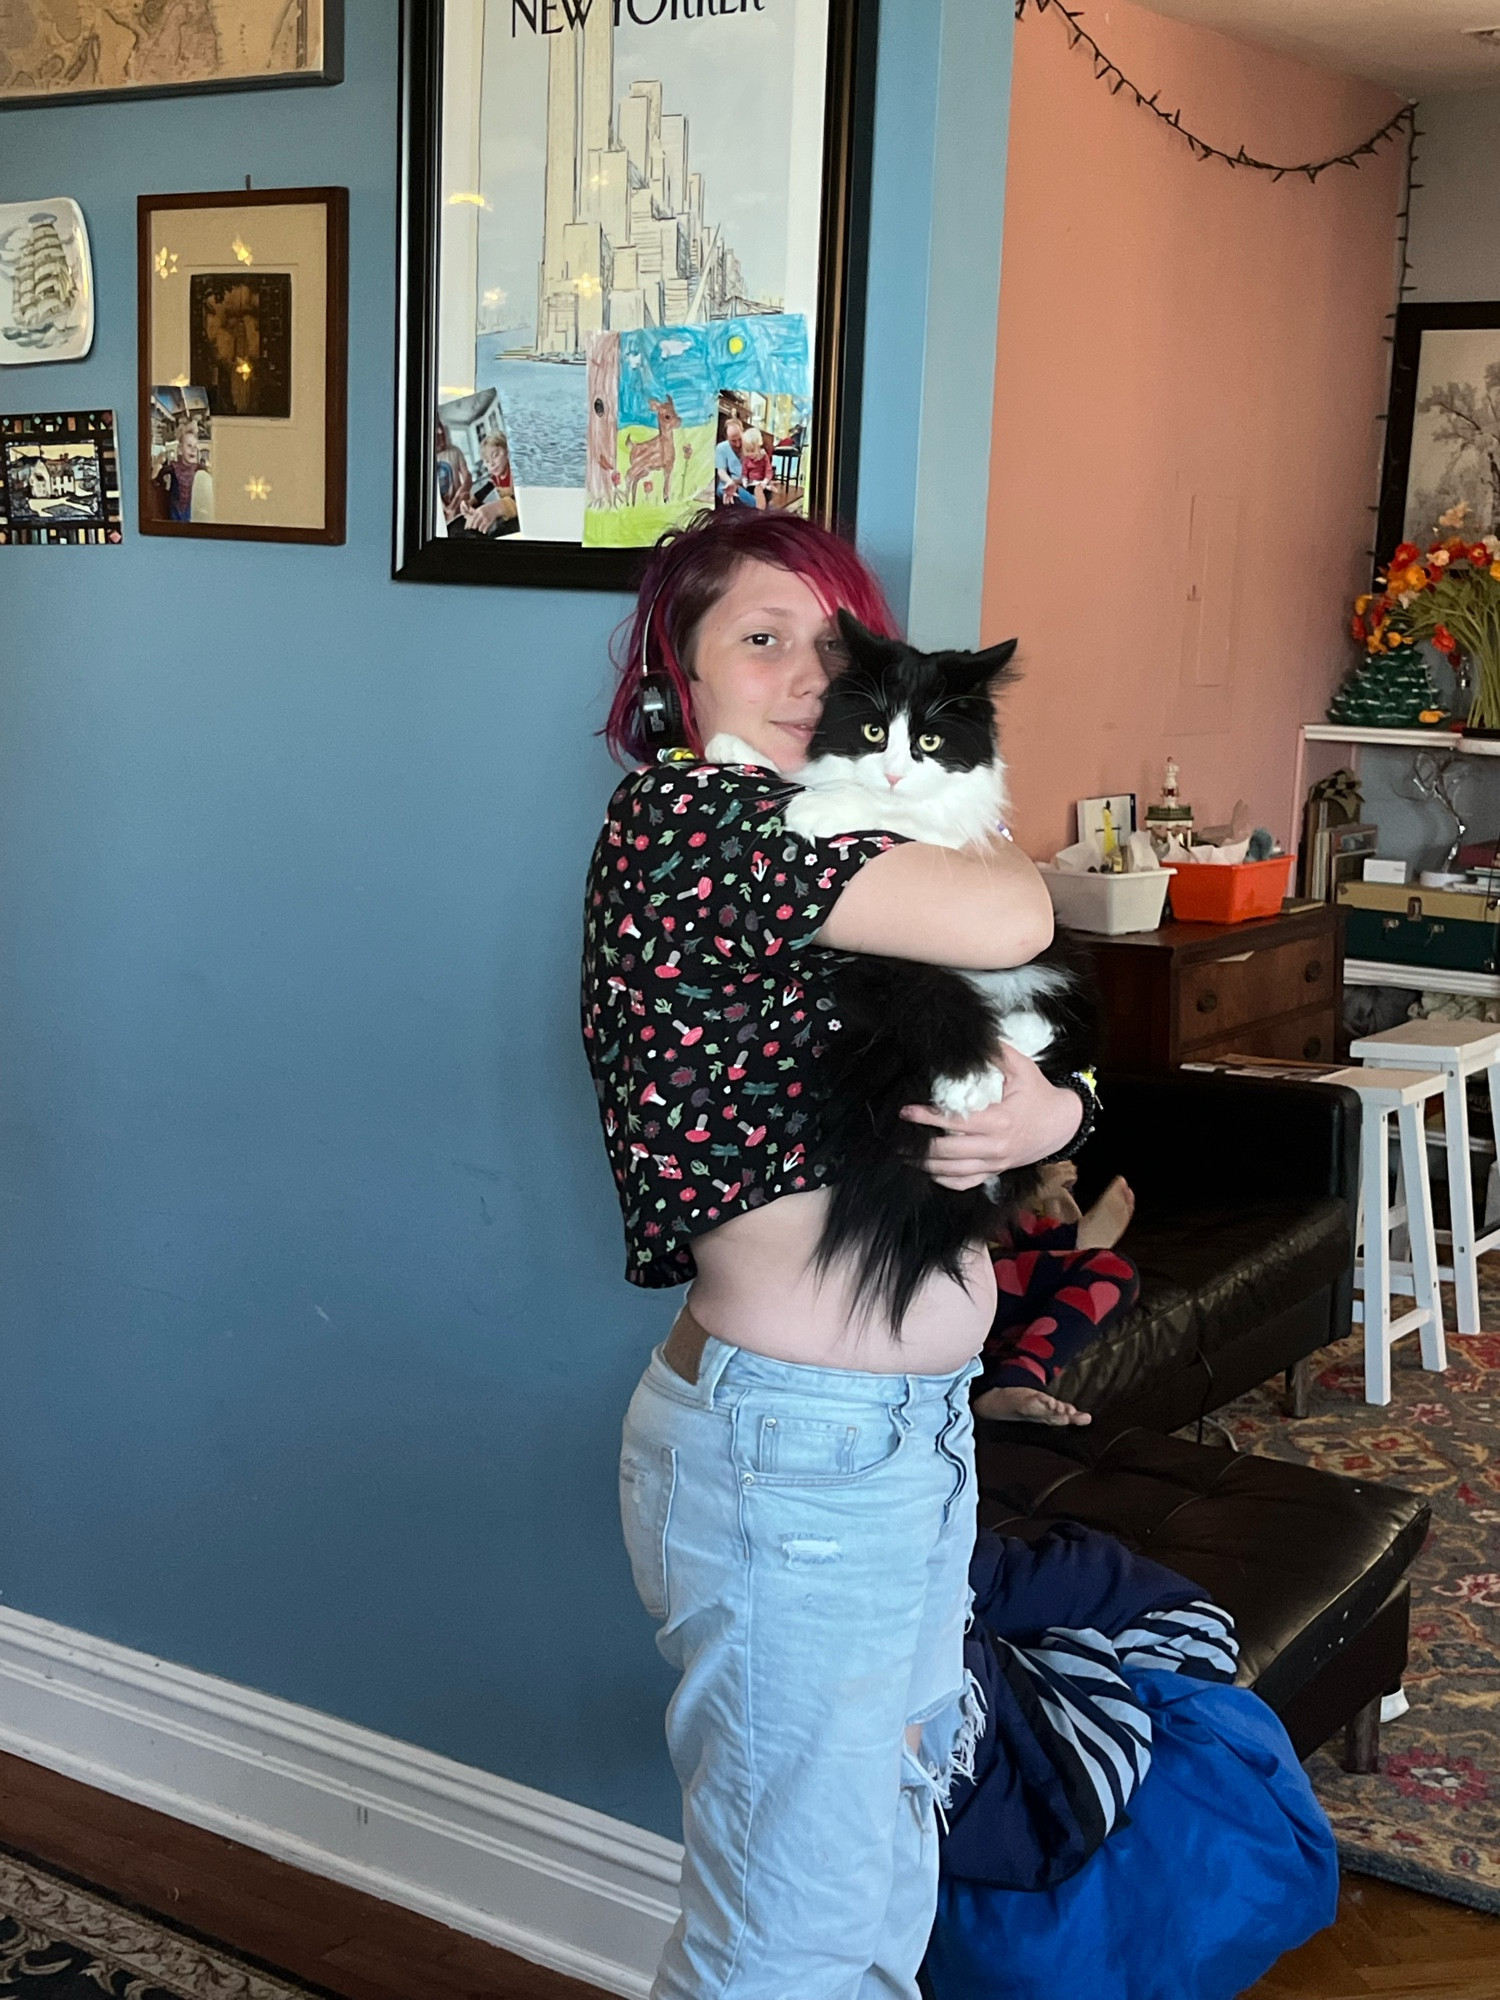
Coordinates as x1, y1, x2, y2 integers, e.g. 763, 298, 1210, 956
0, 1749, 611, 2000
1, 1746, 1497, 2000
1247, 1874, 1500, 1999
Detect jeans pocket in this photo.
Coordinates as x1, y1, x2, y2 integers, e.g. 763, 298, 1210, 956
619, 1441, 678, 1622
747, 1406, 906, 1486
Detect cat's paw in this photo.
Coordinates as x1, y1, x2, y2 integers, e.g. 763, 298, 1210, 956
783, 784, 891, 839
930, 1067, 1007, 1117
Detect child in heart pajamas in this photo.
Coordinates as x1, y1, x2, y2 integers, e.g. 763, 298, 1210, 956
973, 1168, 1139, 1425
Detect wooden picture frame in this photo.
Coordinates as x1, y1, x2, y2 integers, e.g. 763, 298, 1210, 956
137, 188, 348, 546
1377, 300, 1500, 565
0, 4, 343, 111
393, 0, 879, 592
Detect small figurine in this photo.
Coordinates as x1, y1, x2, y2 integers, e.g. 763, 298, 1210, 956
1100, 804, 1126, 873
1145, 756, 1193, 858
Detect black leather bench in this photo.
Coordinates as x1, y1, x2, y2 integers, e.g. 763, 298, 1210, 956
977, 1429, 1430, 1766
1052, 1070, 1361, 1440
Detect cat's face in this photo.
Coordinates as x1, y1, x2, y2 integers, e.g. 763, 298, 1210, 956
800, 613, 1019, 810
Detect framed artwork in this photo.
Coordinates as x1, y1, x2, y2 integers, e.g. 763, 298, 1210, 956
0, 409, 122, 546
137, 187, 348, 544
394, 0, 878, 590
0, 198, 94, 364
1377, 301, 1500, 562
0, 3, 342, 110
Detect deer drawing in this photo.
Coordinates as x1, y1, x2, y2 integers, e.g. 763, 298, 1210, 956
625, 397, 682, 506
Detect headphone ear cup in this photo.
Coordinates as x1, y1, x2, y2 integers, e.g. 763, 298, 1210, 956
640, 670, 685, 750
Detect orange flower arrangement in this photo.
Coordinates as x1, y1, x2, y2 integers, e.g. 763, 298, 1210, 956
1349, 503, 1500, 727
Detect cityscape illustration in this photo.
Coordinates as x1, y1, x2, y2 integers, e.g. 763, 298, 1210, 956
533, 5, 770, 355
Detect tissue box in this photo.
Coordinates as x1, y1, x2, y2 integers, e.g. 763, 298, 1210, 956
1038, 866, 1172, 936
1167, 855, 1293, 925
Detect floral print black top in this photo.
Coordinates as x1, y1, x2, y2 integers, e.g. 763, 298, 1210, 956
582, 756, 903, 1289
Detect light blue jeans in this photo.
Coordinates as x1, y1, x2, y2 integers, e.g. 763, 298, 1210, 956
620, 1334, 983, 2000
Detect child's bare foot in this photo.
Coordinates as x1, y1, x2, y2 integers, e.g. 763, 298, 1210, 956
1076, 1175, 1135, 1250
973, 1385, 1093, 1426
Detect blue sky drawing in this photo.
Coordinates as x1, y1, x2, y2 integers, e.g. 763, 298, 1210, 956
618, 326, 715, 430
711, 313, 809, 403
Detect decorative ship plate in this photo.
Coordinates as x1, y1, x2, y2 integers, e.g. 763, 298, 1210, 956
0, 198, 94, 365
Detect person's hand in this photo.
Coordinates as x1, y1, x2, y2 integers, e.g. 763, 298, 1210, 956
973, 1384, 1092, 1426
900, 1043, 1083, 1190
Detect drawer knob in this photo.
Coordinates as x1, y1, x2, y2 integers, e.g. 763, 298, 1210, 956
1197, 992, 1218, 1014
1304, 1035, 1323, 1059
1304, 960, 1323, 983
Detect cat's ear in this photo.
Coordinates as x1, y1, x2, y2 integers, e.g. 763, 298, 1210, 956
941, 637, 1019, 695
836, 607, 904, 666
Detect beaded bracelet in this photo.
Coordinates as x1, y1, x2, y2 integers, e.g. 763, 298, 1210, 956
1044, 1066, 1099, 1163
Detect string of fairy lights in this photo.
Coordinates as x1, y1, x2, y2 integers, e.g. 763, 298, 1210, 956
1015, 0, 1416, 182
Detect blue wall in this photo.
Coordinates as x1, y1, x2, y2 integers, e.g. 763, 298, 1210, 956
0, 0, 1011, 1842
859, 0, 1012, 648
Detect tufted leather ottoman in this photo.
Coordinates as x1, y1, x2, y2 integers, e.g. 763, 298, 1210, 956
976, 1428, 1431, 1765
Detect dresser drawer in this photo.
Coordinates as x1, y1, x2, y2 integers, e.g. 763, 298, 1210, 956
1182, 1007, 1338, 1067
1177, 938, 1335, 1046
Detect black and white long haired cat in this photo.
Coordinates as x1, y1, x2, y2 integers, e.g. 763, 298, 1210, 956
707, 611, 1096, 1329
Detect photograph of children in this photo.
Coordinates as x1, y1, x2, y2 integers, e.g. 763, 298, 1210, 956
710, 316, 810, 516
189, 271, 292, 418
4, 437, 104, 526
147, 385, 214, 524
435, 386, 520, 539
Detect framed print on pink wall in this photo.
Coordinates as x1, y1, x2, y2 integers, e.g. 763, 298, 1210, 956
393, 0, 878, 591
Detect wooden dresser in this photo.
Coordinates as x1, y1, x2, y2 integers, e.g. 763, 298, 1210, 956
1084, 904, 1342, 1071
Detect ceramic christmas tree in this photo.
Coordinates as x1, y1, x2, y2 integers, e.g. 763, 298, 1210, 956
1327, 637, 1441, 727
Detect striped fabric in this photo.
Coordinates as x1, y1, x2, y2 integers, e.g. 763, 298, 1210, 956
1114, 1600, 1240, 1683
1000, 1602, 1240, 1853
950, 1595, 1242, 1884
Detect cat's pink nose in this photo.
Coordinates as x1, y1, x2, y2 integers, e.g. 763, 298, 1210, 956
885, 772, 901, 788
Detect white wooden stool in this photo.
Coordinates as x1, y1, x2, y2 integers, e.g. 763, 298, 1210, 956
1325, 1067, 1448, 1405
1348, 1018, 1500, 1336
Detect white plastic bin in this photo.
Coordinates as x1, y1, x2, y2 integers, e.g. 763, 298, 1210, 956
1038, 865, 1173, 936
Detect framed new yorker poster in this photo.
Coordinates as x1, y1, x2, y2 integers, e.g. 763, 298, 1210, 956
394, 0, 878, 590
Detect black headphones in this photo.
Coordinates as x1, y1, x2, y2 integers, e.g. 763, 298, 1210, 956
638, 583, 687, 753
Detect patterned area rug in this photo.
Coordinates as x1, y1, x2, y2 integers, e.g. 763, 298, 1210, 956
0, 1845, 318, 1999
1217, 1304, 1500, 1915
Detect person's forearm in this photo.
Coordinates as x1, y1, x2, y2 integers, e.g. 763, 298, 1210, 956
817, 838, 1053, 969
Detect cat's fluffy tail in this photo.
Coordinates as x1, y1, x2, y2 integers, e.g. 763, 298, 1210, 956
813, 956, 1004, 1330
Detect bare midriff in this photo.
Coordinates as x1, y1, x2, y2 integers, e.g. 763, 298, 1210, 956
684, 1187, 995, 1375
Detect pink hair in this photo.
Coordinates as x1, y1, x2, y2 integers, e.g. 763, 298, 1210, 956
604, 509, 899, 765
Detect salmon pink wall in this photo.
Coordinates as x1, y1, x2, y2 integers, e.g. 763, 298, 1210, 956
985, 0, 1404, 857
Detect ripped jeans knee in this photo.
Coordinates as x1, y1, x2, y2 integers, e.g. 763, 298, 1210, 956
903, 1668, 987, 1822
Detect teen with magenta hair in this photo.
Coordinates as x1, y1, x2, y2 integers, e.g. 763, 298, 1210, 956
581, 508, 1090, 2000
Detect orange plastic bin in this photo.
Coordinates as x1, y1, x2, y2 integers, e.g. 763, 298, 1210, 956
1167, 854, 1293, 925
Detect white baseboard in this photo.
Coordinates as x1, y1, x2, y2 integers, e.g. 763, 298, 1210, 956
0, 1606, 681, 1998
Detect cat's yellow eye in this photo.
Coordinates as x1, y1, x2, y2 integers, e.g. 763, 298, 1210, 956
862, 723, 886, 745
918, 732, 943, 753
